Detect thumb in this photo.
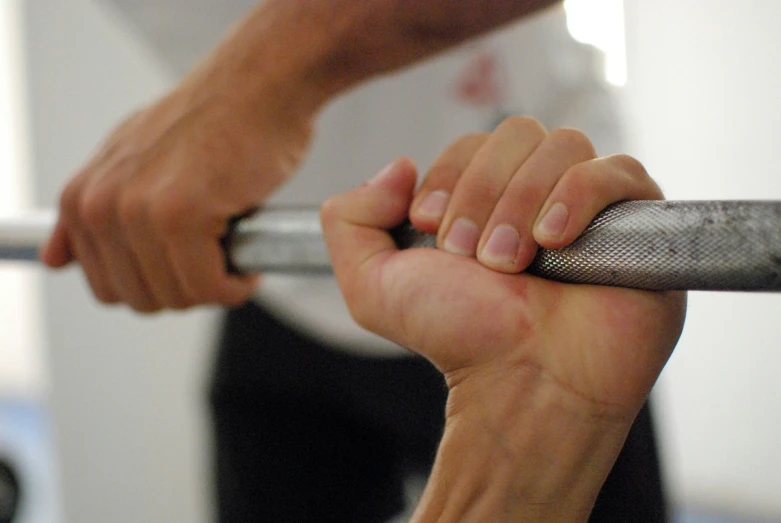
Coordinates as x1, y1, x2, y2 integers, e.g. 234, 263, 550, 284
321, 156, 417, 313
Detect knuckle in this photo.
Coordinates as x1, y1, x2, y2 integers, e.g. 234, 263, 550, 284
450, 132, 489, 152
78, 191, 115, 232
461, 171, 502, 206
149, 192, 193, 236
548, 127, 596, 158
429, 133, 489, 182
117, 191, 149, 230
560, 167, 593, 199
611, 154, 649, 179
607, 154, 663, 198
562, 160, 612, 197
563, 161, 593, 184
497, 116, 547, 140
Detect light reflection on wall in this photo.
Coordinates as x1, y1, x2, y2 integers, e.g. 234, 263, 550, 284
564, 0, 627, 86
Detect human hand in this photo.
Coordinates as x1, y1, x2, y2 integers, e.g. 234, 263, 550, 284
40, 69, 315, 312
321, 117, 686, 520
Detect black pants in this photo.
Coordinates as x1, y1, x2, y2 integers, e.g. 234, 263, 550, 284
210, 301, 667, 522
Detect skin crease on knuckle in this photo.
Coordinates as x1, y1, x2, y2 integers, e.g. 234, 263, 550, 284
563, 156, 661, 204
546, 127, 596, 160
608, 153, 649, 180
457, 169, 506, 211
496, 115, 547, 142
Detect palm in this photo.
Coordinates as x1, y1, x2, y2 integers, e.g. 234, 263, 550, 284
373, 247, 686, 414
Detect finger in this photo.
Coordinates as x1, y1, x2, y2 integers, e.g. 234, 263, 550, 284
40, 219, 74, 268
437, 116, 548, 258
533, 154, 662, 249
124, 194, 195, 310
169, 231, 259, 308
476, 128, 597, 273
126, 236, 185, 310
102, 238, 158, 312
409, 133, 488, 233
55, 174, 120, 303
321, 157, 417, 328
69, 231, 120, 304
78, 179, 160, 312
42, 171, 88, 268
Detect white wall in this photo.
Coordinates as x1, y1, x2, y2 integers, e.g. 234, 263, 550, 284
24, 2, 218, 522
623, 1, 781, 518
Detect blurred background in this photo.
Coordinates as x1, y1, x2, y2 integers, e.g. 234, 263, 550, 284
1, 1, 781, 522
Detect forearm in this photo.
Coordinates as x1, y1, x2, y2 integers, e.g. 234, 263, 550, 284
184, 0, 560, 114
411, 366, 635, 522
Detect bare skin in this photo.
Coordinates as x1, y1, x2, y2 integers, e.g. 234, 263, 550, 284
322, 119, 687, 521
41, 0, 558, 312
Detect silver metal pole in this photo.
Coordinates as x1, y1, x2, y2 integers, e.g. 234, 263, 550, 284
0, 210, 55, 262
4, 201, 781, 291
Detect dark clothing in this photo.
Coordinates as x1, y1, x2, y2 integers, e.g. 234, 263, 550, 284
210, 300, 667, 523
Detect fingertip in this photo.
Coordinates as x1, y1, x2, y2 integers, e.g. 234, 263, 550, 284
40, 222, 74, 268
410, 189, 450, 233
477, 225, 539, 274
218, 275, 259, 307
533, 202, 572, 249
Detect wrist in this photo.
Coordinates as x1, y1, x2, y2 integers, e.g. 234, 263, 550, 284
412, 364, 636, 522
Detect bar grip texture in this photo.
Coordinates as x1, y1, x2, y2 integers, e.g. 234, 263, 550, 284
391, 200, 781, 291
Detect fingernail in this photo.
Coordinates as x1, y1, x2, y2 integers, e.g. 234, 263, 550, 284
537, 202, 569, 238
368, 160, 398, 185
481, 224, 520, 265
444, 218, 480, 256
416, 190, 449, 219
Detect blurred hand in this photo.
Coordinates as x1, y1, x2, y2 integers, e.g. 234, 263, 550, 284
322, 116, 686, 427
40, 76, 315, 312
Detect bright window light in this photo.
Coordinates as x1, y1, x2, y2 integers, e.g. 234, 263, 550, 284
0, 0, 42, 399
564, 0, 627, 86
0, 0, 27, 212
